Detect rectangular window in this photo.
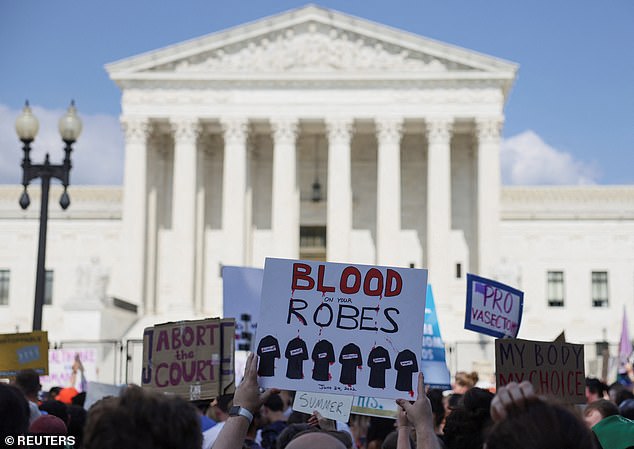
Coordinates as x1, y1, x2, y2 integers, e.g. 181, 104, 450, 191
0, 270, 9, 306
547, 271, 564, 307
44, 270, 54, 305
299, 226, 327, 261
456, 263, 462, 279
591, 271, 609, 307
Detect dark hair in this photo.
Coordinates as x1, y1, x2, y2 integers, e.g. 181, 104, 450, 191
67, 405, 87, 448
83, 386, 201, 449
442, 388, 493, 449
427, 388, 446, 428
486, 399, 597, 449
264, 393, 285, 412
447, 393, 463, 410
615, 388, 634, 407
15, 369, 41, 396
72, 391, 86, 407
215, 394, 234, 414
584, 399, 618, 420
619, 398, 634, 420
276, 424, 352, 449
39, 400, 69, 425
585, 377, 606, 397
0, 384, 30, 436
366, 416, 395, 444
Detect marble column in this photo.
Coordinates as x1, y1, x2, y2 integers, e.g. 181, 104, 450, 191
116, 116, 149, 308
325, 118, 353, 262
426, 117, 453, 304
221, 118, 249, 265
271, 118, 299, 258
376, 117, 403, 265
476, 117, 503, 277
170, 117, 200, 312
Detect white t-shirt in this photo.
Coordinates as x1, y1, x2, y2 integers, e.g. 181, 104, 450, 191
203, 421, 225, 449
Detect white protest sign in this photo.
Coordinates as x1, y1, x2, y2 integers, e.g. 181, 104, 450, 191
40, 348, 98, 392
464, 274, 524, 339
351, 396, 398, 419
256, 258, 427, 400
84, 381, 125, 410
293, 391, 353, 422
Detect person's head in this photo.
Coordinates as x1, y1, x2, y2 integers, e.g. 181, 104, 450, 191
486, 399, 597, 449
453, 371, 479, 394
278, 425, 351, 449
585, 377, 606, 403
72, 391, 86, 407
14, 369, 42, 400
209, 393, 233, 422
48, 386, 62, 401
583, 399, 619, 428
615, 388, 634, 407
443, 387, 493, 449
0, 383, 30, 436
427, 388, 446, 433
39, 400, 69, 425
67, 404, 88, 448
30, 414, 68, 435
619, 399, 634, 420
261, 392, 285, 424
83, 386, 201, 449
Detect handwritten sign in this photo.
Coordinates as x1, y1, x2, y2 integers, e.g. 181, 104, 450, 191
465, 274, 523, 338
40, 348, 98, 392
141, 318, 235, 400
256, 258, 427, 400
495, 338, 585, 404
351, 396, 398, 418
0, 331, 49, 377
293, 391, 353, 422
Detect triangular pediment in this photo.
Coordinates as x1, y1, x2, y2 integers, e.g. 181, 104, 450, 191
106, 5, 517, 82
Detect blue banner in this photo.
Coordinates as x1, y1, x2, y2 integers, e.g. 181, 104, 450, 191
421, 285, 451, 390
222, 266, 264, 352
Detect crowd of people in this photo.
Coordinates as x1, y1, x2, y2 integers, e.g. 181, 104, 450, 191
1, 356, 633, 449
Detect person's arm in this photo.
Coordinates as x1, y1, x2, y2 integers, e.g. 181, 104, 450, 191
396, 408, 412, 449
213, 353, 279, 449
396, 373, 440, 449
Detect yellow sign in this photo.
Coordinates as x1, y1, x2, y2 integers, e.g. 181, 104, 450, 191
0, 331, 49, 377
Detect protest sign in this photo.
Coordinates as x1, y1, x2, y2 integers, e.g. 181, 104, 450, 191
256, 258, 427, 400
421, 285, 451, 390
84, 381, 125, 410
141, 318, 235, 400
40, 348, 98, 392
0, 331, 48, 377
293, 391, 353, 422
495, 338, 585, 404
465, 274, 523, 338
222, 266, 263, 351
351, 396, 398, 419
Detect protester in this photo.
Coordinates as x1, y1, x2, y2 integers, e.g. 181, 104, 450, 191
14, 369, 42, 424
82, 385, 201, 449
395, 373, 442, 449
591, 414, 634, 449
441, 387, 493, 449
486, 381, 597, 449
67, 404, 88, 448
452, 372, 478, 394
259, 393, 288, 449
584, 399, 619, 428
586, 377, 608, 403
39, 399, 70, 425
203, 394, 234, 449
48, 386, 62, 402
426, 389, 446, 436
0, 383, 30, 438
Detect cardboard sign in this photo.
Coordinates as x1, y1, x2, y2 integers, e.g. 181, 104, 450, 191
465, 274, 524, 338
495, 338, 585, 404
421, 285, 451, 390
256, 258, 428, 400
222, 266, 263, 351
84, 381, 125, 410
141, 318, 235, 400
0, 331, 49, 377
351, 396, 398, 419
293, 391, 353, 422
40, 348, 98, 392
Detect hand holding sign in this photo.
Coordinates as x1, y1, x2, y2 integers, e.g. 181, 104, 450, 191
234, 353, 280, 414
395, 373, 434, 434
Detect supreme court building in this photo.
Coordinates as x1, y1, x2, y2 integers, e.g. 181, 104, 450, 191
1, 6, 633, 363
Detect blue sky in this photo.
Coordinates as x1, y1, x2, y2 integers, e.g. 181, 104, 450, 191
1, 0, 632, 185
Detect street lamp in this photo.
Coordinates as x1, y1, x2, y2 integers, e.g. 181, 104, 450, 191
15, 101, 82, 331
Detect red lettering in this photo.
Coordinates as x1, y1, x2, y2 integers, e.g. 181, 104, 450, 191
384, 269, 402, 297
292, 263, 314, 290
363, 268, 384, 296
340, 266, 361, 294
317, 265, 335, 293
